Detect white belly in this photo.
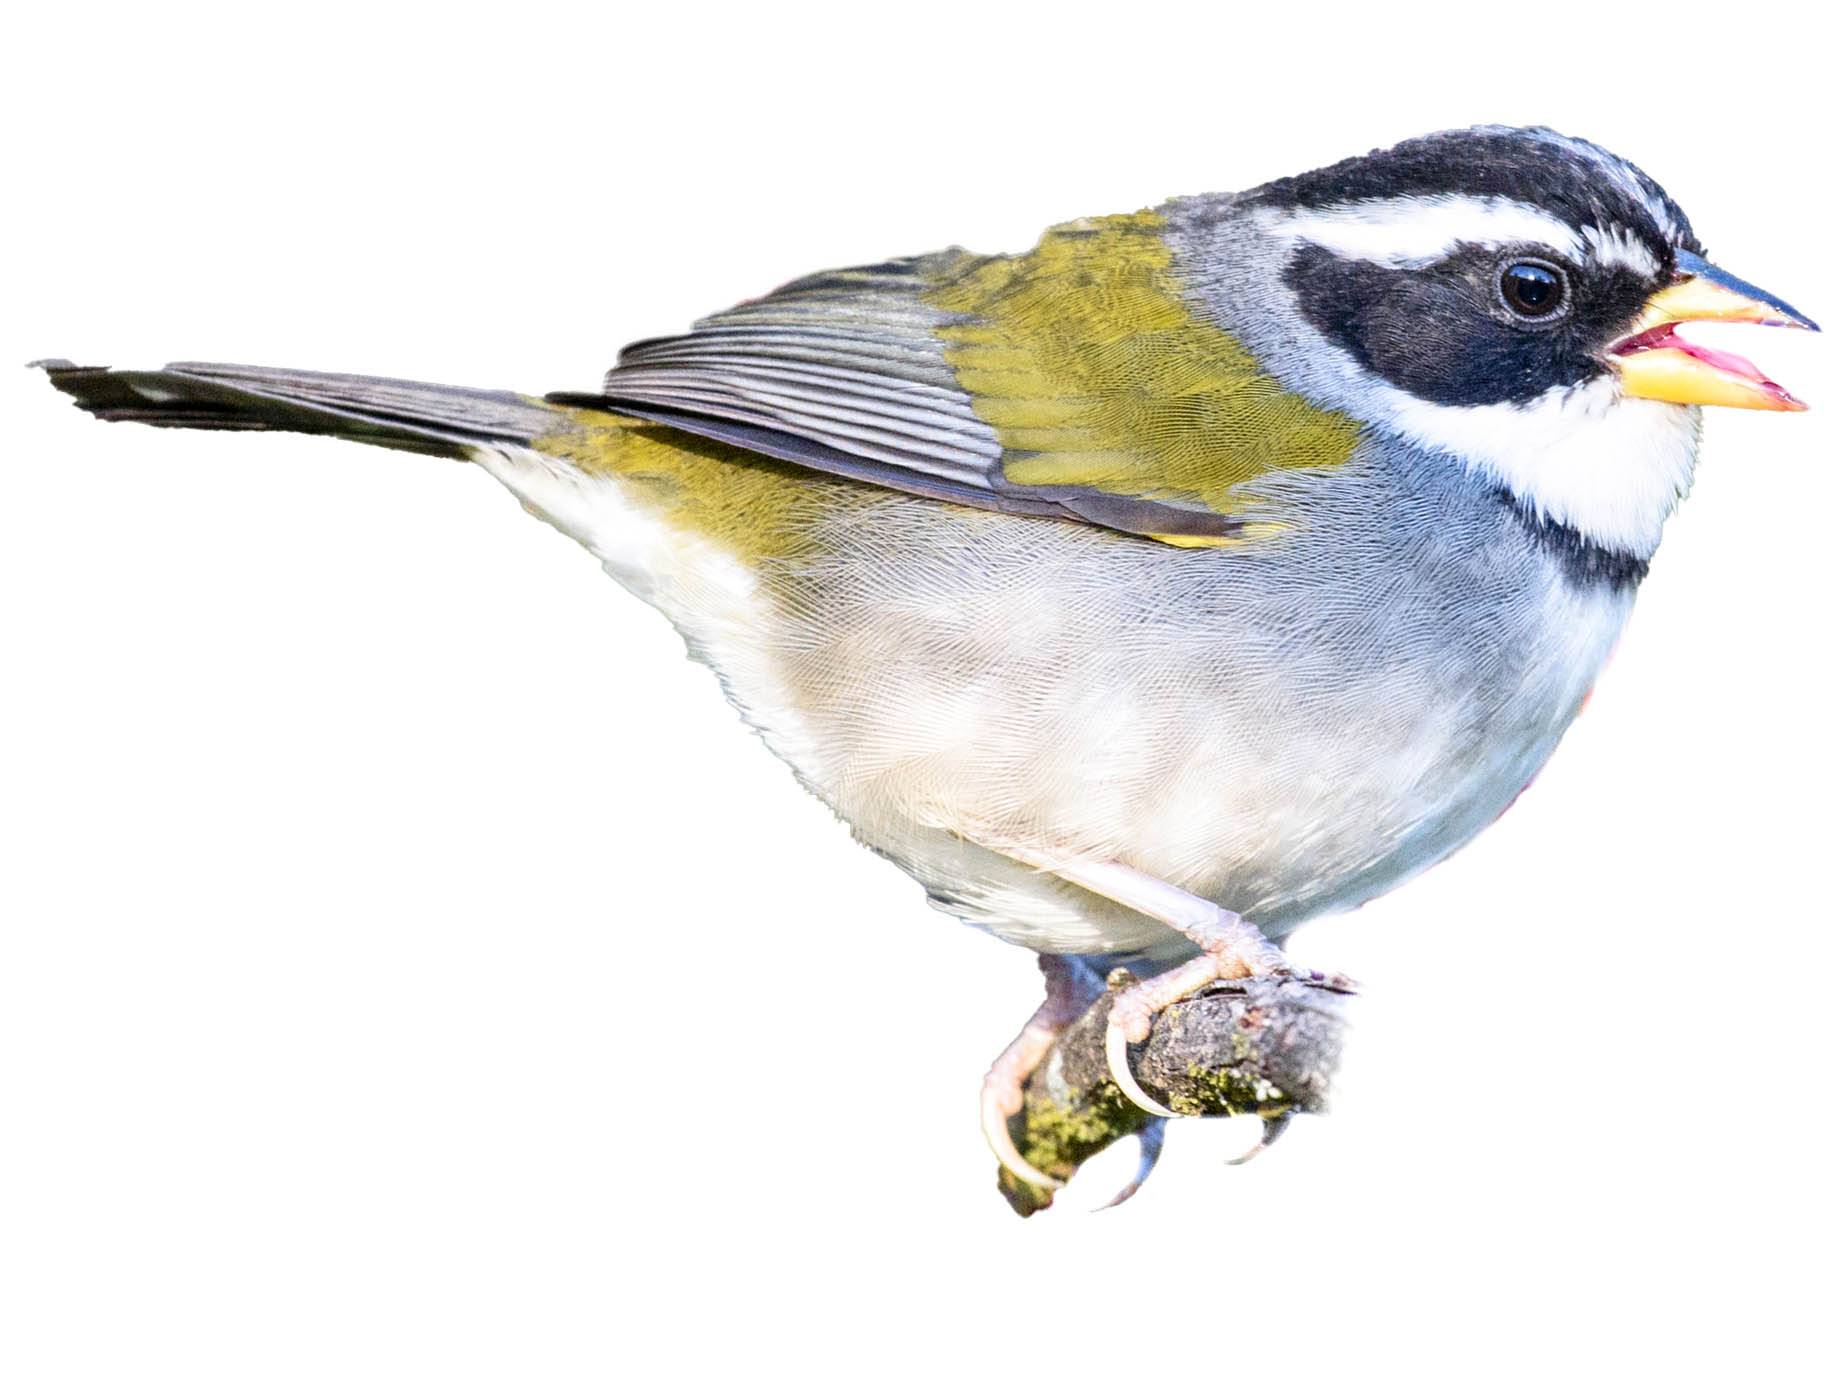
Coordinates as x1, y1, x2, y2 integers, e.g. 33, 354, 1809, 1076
469, 441, 1634, 959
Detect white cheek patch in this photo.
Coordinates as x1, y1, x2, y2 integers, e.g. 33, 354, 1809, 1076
1269, 194, 1584, 268
1376, 375, 1701, 557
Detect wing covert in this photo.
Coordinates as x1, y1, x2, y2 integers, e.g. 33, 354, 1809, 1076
583, 212, 1362, 544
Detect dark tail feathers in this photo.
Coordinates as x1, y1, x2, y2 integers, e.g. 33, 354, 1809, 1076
36, 360, 561, 457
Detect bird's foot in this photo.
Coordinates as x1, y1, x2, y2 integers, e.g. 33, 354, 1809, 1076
981, 955, 1104, 1190
981, 1026, 1064, 1190
1226, 1109, 1295, 1165
1104, 917, 1325, 1119
1094, 1121, 1167, 1210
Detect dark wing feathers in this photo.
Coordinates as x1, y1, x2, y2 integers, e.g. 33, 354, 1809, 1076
579, 398, 1068, 518
600, 252, 1015, 503
604, 364, 997, 482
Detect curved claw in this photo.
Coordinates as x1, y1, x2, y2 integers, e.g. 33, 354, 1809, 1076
1105, 1019, 1180, 1118
1226, 1110, 1294, 1166
1094, 1121, 1167, 1211
981, 1090, 1063, 1191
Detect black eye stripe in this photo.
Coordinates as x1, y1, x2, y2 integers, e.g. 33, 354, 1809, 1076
1283, 242, 1639, 407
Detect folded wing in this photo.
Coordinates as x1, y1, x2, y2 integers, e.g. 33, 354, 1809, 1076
576, 211, 1361, 545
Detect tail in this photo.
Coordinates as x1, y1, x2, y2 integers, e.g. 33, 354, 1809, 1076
35, 359, 565, 457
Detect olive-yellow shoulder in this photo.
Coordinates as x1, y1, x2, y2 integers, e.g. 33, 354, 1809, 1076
574, 209, 1361, 548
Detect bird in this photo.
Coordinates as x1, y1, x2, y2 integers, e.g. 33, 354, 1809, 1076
37, 125, 1817, 1199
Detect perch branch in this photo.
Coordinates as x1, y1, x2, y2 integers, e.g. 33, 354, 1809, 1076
998, 970, 1355, 1216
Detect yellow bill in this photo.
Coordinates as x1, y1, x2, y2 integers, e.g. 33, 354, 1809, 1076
1608, 250, 1818, 411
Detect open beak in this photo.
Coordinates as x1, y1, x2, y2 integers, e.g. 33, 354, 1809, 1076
1608, 250, 1818, 411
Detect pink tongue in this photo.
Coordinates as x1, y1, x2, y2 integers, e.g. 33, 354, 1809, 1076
1635, 323, 1805, 407
1670, 329, 1772, 383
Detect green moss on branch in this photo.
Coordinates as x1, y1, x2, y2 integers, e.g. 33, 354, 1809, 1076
998, 972, 1353, 1215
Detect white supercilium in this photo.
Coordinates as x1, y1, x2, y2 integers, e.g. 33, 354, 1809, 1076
1272, 194, 1585, 268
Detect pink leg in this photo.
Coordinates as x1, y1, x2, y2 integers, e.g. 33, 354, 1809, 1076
980, 955, 1102, 1190
1105, 906, 1300, 1118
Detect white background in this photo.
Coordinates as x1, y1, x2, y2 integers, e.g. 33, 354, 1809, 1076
4, 4, 1836, 1376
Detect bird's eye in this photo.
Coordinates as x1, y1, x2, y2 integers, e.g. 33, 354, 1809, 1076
1499, 260, 1569, 320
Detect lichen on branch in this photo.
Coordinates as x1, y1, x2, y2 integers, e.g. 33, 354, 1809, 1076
998, 971, 1354, 1216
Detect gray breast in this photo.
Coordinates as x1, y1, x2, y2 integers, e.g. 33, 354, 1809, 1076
760, 435, 1635, 944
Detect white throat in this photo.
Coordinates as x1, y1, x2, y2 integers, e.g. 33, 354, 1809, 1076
1378, 376, 1701, 558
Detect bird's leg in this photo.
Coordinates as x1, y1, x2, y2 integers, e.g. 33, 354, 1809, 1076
1032, 859, 1333, 1119
981, 954, 1104, 1190
1103, 925, 1290, 1117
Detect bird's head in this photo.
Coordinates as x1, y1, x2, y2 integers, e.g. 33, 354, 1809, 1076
1170, 126, 1817, 560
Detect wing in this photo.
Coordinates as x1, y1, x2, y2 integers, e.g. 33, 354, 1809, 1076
577, 210, 1362, 546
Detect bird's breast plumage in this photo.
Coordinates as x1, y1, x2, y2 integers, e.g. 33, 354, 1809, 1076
487, 412, 1632, 956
